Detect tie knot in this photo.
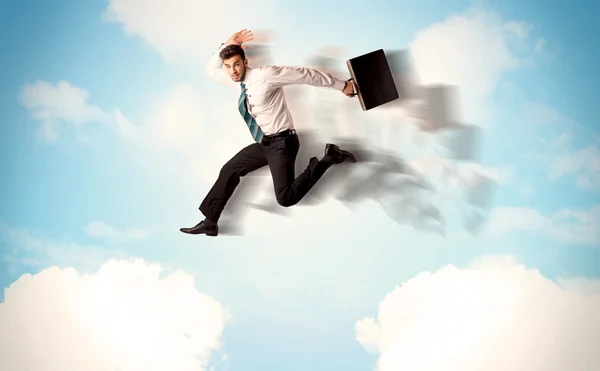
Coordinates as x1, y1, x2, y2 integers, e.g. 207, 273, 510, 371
240, 82, 245, 89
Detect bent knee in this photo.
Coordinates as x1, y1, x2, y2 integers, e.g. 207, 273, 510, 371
220, 164, 248, 178
276, 195, 297, 207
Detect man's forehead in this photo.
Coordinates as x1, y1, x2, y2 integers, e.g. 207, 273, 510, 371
224, 57, 243, 65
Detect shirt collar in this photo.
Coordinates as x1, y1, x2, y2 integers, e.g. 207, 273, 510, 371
241, 66, 253, 84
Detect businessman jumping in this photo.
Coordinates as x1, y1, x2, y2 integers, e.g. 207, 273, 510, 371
180, 29, 358, 236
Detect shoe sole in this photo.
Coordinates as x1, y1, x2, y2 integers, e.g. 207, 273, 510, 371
180, 229, 218, 236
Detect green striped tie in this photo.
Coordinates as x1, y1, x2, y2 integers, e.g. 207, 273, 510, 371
238, 83, 264, 143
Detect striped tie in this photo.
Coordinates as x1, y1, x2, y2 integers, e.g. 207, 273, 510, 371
238, 83, 264, 143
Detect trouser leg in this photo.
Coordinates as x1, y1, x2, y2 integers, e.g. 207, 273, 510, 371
264, 134, 332, 207
199, 143, 267, 222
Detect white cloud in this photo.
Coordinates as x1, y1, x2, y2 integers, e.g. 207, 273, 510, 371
504, 21, 533, 39
113, 83, 250, 152
19, 80, 110, 141
17, 80, 224, 158
406, 10, 579, 195
487, 207, 551, 233
532, 37, 556, 60
19, 81, 209, 151
408, 9, 534, 124
558, 276, 600, 295
83, 220, 150, 242
355, 254, 600, 371
550, 144, 600, 189
487, 205, 600, 247
0, 259, 230, 371
113, 83, 207, 149
104, 0, 277, 65
18, 78, 256, 185
112, 82, 259, 185
505, 101, 599, 190
0, 224, 130, 273
522, 101, 584, 136
534, 38, 547, 53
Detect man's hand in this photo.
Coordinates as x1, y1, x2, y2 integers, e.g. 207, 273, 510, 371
342, 80, 355, 98
225, 29, 254, 49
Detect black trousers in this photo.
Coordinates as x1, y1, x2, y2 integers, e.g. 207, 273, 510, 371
199, 133, 332, 223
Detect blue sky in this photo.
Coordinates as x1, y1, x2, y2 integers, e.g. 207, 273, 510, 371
1, 0, 599, 370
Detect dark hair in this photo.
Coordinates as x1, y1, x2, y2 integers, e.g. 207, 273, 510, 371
219, 44, 245, 61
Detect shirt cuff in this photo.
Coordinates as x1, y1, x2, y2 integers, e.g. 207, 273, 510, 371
332, 78, 346, 91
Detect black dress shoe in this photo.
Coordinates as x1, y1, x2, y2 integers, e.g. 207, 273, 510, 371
180, 219, 218, 236
324, 143, 358, 164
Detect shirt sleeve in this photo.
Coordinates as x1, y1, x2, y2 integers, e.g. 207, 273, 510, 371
263, 65, 346, 91
205, 43, 238, 90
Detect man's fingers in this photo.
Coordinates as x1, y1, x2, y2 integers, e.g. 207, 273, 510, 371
234, 28, 253, 40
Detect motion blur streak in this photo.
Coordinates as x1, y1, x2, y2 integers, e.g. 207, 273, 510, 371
217, 34, 494, 237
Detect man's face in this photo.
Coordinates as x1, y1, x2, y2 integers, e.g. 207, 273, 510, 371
223, 55, 248, 82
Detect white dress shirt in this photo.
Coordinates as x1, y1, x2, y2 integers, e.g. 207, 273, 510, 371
206, 43, 347, 135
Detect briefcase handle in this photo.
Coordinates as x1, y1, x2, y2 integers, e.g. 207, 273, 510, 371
347, 78, 358, 96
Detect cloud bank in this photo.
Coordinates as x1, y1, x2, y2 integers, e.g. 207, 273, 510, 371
409, 8, 536, 124
355, 255, 600, 371
104, 0, 277, 64
19, 80, 110, 141
488, 205, 600, 247
0, 259, 230, 371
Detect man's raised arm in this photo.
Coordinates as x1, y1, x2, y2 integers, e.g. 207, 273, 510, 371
206, 29, 255, 88
205, 43, 230, 84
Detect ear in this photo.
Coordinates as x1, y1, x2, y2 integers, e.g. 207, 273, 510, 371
244, 59, 248, 67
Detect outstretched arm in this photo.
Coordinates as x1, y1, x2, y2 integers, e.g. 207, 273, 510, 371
264, 65, 355, 97
263, 65, 345, 90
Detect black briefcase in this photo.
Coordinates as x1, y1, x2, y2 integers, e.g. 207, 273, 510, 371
346, 49, 399, 111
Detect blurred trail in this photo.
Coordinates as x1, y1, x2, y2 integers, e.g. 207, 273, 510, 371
216, 36, 497, 236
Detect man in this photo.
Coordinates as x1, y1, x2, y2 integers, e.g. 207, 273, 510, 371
180, 29, 358, 236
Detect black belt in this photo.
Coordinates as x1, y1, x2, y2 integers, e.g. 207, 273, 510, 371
261, 129, 296, 143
